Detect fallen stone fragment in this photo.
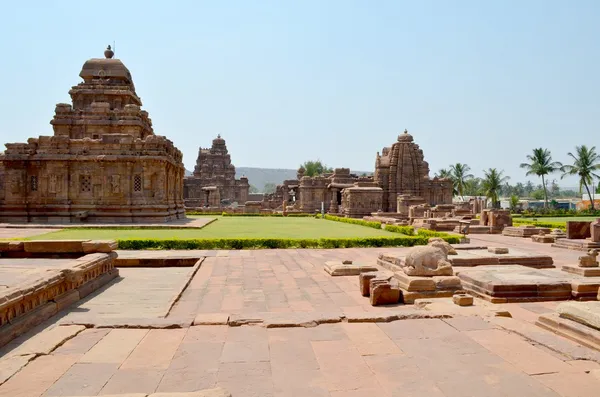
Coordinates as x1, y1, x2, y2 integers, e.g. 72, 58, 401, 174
488, 247, 509, 254
453, 293, 474, 307
324, 261, 378, 276
494, 310, 512, 318
359, 271, 380, 296
370, 282, 401, 306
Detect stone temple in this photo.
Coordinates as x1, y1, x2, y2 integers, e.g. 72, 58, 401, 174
183, 135, 249, 208
0, 47, 186, 223
375, 129, 453, 213
262, 129, 453, 218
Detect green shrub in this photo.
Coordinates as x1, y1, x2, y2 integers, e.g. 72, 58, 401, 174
384, 224, 415, 235
320, 214, 382, 230
415, 229, 462, 244
115, 234, 459, 250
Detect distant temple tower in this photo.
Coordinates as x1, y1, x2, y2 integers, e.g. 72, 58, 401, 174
374, 129, 453, 212
183, 135, 249, 207
0, 46, 186, 223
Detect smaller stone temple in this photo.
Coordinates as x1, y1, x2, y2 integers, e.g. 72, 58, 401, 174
0, 46, 186, 223
183, 135, 249, 208
375, 129, 453, 213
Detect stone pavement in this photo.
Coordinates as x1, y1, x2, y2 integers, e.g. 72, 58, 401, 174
0, 228, 56, 239
1, 234, 600, 396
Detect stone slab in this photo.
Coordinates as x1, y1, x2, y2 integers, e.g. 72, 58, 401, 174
448, 249, 554, 269
557, 301, 600, 330
502, 226, 551, 238
488, 247, 509, 254
22, 240, 86, 253
562, 265, 600, 277
537, 313, 600, 351
193, 313, 230, 325
552, 238, 600, 252
457, 265, 572, 303
82, 240, 118, 253
453, 294, 473, 306
567, 221, 592, 239
400, 288, 456, 304
323, 261, 378, 276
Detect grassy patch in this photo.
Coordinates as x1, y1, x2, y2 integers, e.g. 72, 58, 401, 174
29, 216, 396, 240
518, 216, 597, 224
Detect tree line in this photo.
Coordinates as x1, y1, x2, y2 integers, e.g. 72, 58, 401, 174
436, 145, 600, 210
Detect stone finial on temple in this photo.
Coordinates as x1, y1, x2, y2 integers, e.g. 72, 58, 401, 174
104, 45, 114, 59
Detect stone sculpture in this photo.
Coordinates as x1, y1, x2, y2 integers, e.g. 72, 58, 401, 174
401, 240, 455, 276
578, 249, 599, 268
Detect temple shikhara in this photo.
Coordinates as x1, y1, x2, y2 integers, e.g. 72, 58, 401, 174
0, 47, 186, 223
183, 135, 249, 207
261, 129, 454, 220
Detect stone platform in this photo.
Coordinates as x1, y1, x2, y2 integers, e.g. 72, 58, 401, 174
324, 260, 378, 276
537, 301, 600, 351
457, 265, 573, 303
448, 248, 554, 269
552, 238, 600, 252
0, 240, 119, 347
503, 225, 551, 238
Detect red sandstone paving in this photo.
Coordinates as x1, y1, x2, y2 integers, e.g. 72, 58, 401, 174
2, 236, 600, 396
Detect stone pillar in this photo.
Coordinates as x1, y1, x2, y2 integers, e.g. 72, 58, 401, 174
591, 218, 600, 242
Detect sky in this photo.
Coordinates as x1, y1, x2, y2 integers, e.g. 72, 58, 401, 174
1, 0, 598, 188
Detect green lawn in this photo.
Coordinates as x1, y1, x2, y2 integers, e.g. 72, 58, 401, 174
518, 216, 598, 224
29, 216, 396, 240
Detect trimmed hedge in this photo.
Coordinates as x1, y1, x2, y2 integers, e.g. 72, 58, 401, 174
383, 224, 415, 235
512, 219, 567, 231
117, 236, 436, 250
416, 229, 462, 243
185, 212, 315, 217
319, 214, 383, 230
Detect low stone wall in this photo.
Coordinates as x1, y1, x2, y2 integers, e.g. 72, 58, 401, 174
0, 240, 119, 347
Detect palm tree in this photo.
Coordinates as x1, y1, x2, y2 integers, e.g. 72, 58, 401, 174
481, 168, 509, 209
436, 168, 457, 196
436, 168, 452, 179
449, 163, 474, 201
520, 148, 562, 209
560, 145, 600, 210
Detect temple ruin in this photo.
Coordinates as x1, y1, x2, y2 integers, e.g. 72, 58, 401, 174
183, 135, 249, 208
262, 129, 452, 218
0, 46, 186, 223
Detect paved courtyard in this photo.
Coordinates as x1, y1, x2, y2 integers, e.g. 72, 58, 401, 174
1, 233, 600, 396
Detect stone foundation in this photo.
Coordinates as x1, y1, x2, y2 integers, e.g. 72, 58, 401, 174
0, 240, 119, 347
502, 225, 551, 238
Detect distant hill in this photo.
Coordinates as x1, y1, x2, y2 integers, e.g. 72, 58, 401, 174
185, 167, 372, 192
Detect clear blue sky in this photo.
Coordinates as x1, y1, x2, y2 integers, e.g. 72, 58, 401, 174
1, 0, 598, 188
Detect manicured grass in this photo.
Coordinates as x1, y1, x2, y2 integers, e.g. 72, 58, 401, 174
519, 216, 598, 224
29, 216, 397, 240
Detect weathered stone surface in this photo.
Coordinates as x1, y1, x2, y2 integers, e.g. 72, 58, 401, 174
193, 313, 230, 326
82, 240, 118, 253
323, 261, 378, 276
503, 225, 551, 238
579, 249, 599, 267
448, 248, 554, 269
591, 218, 600, 242
567, 221, 592, 239
537, 313, 600, 351
0, 242, 24, 252
453, 293, 473, 306
0, 47, 186, 224
151, 388, 232, 397
23, 240, 85, 253
5, 325, 85, 358
458, 265, 572, 303
557, 301, 600, 330
369, 281, 400, 306
552, 238, 600, 251
487, 247, 509, 254
562, 265, 600, 277
184, 136, 249, 208
0, 354, 35, 386
359, 271, 379, 296
532, 234, 555, 243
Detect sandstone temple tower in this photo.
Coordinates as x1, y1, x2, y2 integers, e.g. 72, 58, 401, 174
183, 135, 249, 207
374, 130, 453, 212
0, 46, 186, 223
